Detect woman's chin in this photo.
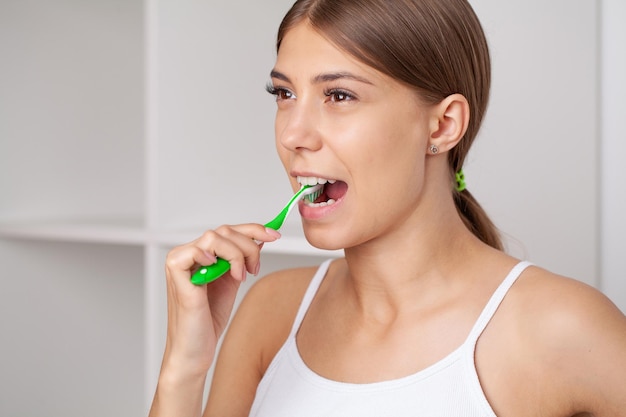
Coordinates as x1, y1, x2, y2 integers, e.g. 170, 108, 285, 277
302, 228, 347, 252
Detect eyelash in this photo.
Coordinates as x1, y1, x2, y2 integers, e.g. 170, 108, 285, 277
265, 83, 294, 101
265, 83, 357, 103
324, 88, 356, 103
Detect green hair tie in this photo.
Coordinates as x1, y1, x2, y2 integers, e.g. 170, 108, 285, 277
455, 169, 466, 192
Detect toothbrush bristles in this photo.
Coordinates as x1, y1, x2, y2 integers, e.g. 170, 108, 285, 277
305, 186, 323, 203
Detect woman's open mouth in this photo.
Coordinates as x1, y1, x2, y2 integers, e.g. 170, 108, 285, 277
297, 176, 348, 207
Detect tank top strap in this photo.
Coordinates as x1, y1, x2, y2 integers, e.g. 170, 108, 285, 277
288, 259, 334, 338
465, 261, 533, 346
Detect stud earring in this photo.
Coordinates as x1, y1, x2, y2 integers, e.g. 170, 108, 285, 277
429, 144, 439, 154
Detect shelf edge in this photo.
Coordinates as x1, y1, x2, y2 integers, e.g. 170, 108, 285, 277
0, 223, 343, 258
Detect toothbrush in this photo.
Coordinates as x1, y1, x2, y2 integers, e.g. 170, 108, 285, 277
190, 184, 324, 285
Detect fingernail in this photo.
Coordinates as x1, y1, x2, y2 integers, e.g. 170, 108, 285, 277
265, 228, 282, 239
203, 250, 217, 264
253, 262, 261, 276
241, 265, 248, 282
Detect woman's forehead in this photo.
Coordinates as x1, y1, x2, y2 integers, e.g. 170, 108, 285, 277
274, 22, 387, 86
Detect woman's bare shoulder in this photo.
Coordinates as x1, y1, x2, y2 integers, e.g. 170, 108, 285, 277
508, 265, 625, 351
511, 265, 625, 331
230, 261, 334, 363
505, 265, 626, 414
244, 263, 322, 323
205, 262, 329, 416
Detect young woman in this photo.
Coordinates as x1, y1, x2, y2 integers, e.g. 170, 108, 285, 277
150, 1, 626, 416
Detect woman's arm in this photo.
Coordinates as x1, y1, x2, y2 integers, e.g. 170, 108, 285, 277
148, 224, 282, 417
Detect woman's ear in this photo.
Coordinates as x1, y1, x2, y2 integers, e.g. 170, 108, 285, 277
427, 94, 470, 154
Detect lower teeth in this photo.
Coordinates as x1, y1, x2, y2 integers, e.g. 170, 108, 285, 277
305, 199, 336, 208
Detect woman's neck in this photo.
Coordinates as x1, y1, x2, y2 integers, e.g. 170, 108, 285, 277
339, 200, 487, 319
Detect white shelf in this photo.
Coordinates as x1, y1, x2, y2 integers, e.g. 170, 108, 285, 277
0, 218, 342, 257
0, 218, 147, 245
155, 229, 342, 257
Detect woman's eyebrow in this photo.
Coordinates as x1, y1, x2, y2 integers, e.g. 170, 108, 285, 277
270, 69, 291, 83
312, 72, 373, 85
270, 69, 373, 85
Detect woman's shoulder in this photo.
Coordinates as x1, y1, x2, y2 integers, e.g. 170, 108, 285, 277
495, 264, 626, 413
244, 258, 342, 310
506, 265, 625, 354
206, 262, 331, 415
510, 265, 624, 335
244, 261, 326, 320
229, 261, 333, 366
238, 263, 320, 325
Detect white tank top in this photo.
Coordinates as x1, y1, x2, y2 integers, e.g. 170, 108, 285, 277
249, 260, 531, 417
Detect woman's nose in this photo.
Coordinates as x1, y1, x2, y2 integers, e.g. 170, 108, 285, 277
276, 101, 323, 153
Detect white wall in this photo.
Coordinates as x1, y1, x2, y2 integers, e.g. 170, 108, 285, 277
600, 0, 626, 312
468, 0, 599, 286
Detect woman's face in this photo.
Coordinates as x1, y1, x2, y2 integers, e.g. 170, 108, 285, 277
269, 22, 434, 250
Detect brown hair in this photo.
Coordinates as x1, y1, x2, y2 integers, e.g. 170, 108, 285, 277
276, 0, 503, 250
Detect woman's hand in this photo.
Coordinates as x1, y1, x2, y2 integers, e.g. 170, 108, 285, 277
149, 224, 281, 417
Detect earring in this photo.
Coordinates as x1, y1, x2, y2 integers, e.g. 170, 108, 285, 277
429, 144, 439, 154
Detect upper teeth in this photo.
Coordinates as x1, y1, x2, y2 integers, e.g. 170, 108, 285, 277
297, 176, 337, 186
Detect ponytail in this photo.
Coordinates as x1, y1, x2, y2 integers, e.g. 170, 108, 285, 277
453, 188, 503, 251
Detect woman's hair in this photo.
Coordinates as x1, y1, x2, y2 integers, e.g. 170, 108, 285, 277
276, 0, 503, 250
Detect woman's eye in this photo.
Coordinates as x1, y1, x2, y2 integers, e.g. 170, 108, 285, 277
325, 89, 355, 103
266, 84, 295, 101
276, 89, 294, 100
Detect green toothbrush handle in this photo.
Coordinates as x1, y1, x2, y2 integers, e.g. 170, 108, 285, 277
189, 224, 270, 286
189, 185, 320, 286
190, 220, 274, 285
190, 258, 231, 285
